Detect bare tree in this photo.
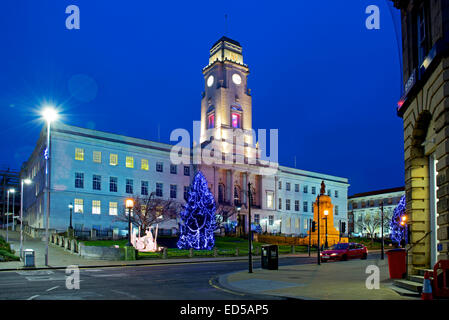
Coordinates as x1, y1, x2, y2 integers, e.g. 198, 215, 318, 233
356, 212, 382, 243
114, 192, 181, 236
214, 204, 238, 232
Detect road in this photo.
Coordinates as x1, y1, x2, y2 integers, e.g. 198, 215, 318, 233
0, 256, 317, 300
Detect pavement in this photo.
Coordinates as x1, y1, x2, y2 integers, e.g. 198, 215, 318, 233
0, 229, 310, 271
218, 253, 419, 300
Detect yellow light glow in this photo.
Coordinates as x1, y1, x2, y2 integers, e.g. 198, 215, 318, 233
324, 210, 329, 216
23, 179, 32, 185
125, 199, 134, 209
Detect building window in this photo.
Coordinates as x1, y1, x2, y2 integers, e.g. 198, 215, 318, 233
110, 153, 118, 166
141, 181, 149, 196
312, 186, 316, 194
93, 175, 101, 191
303, 185, 308, 193
93, 151, 101, 163
231, 112, 241, 128
254, 214, 260, 225
352, 202, 358, 209
328, 189, 331, 196
74, 198, 83, 213
126, 179, 133, 194
286, 199, 291, 211
295, 184, 299, 192
141, 159, 149, 171
335, 205, 339, 216
295, 200, 300, 212
184, 186, 189, 201
207, 114, 215, 129
266, 191, 274, 209
184, 166, 190, 176
169, 164, 177, 174
303, 218, 307, 229
170, 184, 177, 199
416, 3, 430, 67
75, 172, 84, 189
286, 182, 291, 191
335, 190, 338, 198
92, 200, 101, 215
278, 181, 282, 189
218, 184, 225, 203
75, 148, 84, 161
126, 156, 134, 168
109, 177, 117, 192
303, 201, 308, 212
156, 183, 163, 197
278, 198, 282, 210
109, 202, 118, 216
269, 215, 274, 226
156, 162, 164, 172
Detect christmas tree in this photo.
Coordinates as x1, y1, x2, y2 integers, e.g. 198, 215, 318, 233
177, 171, 216, 250
390, 195, 408, 245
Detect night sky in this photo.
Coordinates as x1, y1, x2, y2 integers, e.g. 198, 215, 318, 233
0, 0, 404, 195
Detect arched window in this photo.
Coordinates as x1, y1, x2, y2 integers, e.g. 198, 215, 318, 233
207, 106, 215, 129
218, 184, 225, 204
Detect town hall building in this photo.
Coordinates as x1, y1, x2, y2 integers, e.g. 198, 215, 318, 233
20, 36, 349, 237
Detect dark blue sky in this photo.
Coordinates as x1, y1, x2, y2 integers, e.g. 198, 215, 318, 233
0, 0, 404, 195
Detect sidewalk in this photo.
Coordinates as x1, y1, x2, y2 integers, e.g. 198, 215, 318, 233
218, 256, 418, 300
0, 230, 310, 271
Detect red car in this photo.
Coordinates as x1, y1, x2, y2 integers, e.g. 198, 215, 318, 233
320, 242, 368, 262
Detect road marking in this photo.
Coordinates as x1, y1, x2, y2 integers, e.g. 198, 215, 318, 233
83, 269, 103, 272
90, 273, 127, 278
46, 286, 60, 292
25, 276, 66, 282
27, 295, 40, 300
16, 270, 54, 276
208, 278, 245, 296
110, 289, 141, 299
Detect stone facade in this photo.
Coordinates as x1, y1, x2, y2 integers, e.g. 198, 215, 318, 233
392, 0, 449, 272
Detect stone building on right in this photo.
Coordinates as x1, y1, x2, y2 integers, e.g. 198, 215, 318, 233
392, 0, 449, 273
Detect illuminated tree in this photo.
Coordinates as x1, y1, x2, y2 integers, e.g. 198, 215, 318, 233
177, 171, 216, 250
390, 195, 408, 245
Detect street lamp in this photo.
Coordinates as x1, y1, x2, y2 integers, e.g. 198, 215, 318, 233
323, 210, 329, 249
68, 203, 74, 230
125, 198, 134, 246
20, 178, 32, 259
42, 106, 58, 266
6, 188, 15, 242
247, 182, 253, 274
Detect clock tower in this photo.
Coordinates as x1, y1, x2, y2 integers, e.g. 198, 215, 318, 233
200, 36, 253, 149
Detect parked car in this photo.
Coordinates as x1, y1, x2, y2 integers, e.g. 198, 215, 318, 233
320, 242, 368, 262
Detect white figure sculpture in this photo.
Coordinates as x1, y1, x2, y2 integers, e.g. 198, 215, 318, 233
131, 224, 161, 252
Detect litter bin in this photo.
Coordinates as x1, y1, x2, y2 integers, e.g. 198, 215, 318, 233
24, 249, 35, 268
261, 245, 278, 270
386, 248, 406, 279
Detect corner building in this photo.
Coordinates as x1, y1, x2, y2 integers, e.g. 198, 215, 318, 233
21, 37, 349, 237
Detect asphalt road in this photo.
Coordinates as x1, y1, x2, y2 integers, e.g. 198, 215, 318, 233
0, 256, 318, 300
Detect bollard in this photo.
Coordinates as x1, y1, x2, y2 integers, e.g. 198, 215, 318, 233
162, 247, 167, 259
291, 245, 295, 254
213, 247, 218, 257
189, 248, 193, 258
70, 239, 76, 253
235, 248, 239, 256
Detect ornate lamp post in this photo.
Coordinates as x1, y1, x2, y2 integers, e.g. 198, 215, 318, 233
6, 188, 15, 242
125, 198, 134, 246
323, 210, 329, 249
68, 203, 73, 229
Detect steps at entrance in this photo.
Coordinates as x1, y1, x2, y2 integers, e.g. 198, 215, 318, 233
415, 268, 433, 276
390, 285, 421, 297
393, 279, 423, 293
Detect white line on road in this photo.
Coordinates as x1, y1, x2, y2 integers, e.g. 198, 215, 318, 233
46, 286, 60, 292
27, 295, 40, 300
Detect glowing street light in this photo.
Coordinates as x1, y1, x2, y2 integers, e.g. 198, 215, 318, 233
125, 199, 134, 246
42, 106, 58, 266
323, 210, 329, 249
20, 178, 32, 259
6, 188, 15, 242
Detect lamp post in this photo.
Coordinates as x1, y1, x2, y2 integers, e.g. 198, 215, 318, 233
68, 203, 73, 230
11, 190, 16, 232
20, 178, 32, 259
380, 201, 384, 260
317, 194, 321, 265
6, 189, 15, 242
247, 182, 253, 273
125, 198, 134, 246
323, 210, 329, 249
42, 106, 58, 266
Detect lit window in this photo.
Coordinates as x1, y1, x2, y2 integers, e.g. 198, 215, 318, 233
92, 200, 101, 214
296, 218, 300, 229
207, 114, 215, 129
304, 219, 308, 229
109, 202, 118, 216
75, 148, 84, 161
93, 151, 101, 163
266, 191, 274, 209
141, 159, 149, 171
231, 113, 241, 128
74, 199, 83, 214
269, 215, 274, 226
126, 156, 134, 168
110, 154, 118, 166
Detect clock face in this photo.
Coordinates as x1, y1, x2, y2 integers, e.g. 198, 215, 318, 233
232, 73, 242, 85
207, 75, 214, 87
